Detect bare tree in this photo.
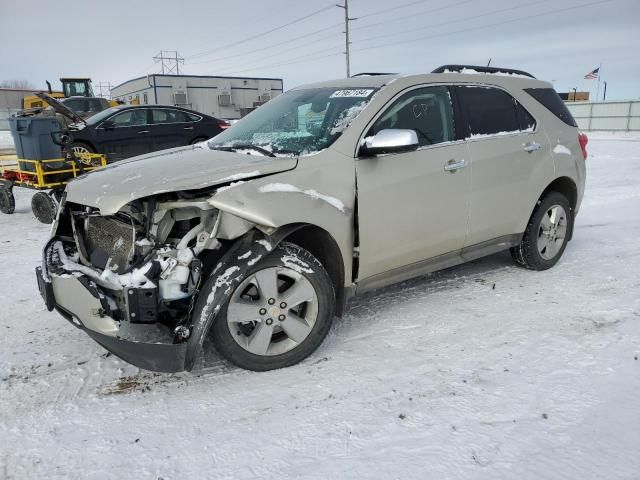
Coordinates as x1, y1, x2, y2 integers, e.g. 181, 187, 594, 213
0, 79, 36, 89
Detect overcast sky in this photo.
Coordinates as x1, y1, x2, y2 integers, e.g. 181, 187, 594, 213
1, 0, 638, 100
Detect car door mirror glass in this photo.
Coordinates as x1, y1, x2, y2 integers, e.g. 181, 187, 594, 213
360, 129, 419, 156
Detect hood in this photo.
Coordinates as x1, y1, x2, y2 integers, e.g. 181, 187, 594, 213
34, 92, 85, 125
64, 144, 298, 214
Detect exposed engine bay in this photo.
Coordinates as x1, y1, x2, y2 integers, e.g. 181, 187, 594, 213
44, 190, 259, 345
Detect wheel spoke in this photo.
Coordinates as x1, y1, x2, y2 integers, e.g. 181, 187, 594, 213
246, 321, 274, 355
253, 269, 279, 301
540, 213, 552, 230
280, 279, 315, 309
227, 299, 261, 325
546, 238, 560, 257
280, 312, 312, 343
538, 235, 550, 253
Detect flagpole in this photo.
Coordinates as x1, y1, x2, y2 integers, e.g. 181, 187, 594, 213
596, 62, 602, 101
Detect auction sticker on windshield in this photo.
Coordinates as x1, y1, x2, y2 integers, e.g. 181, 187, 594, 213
329, 89, 375, 98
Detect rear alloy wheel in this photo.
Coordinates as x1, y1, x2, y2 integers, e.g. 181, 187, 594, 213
31, 191, 58, 224
210, 242, 336, 371
0, 187, 15, 215
511, 191, 572, 270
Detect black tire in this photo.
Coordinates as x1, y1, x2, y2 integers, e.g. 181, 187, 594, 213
510, 191, 573, 270
190, 136, 208, 145
31, 192, 58, 224
206, 242, 336, 371
0, 187, 15, 215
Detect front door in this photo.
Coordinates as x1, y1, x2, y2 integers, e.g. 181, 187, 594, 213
95, 108, 153, 159
355, 85, 471, 280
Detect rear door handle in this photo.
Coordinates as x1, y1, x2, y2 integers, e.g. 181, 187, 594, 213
138, 130, 150, 134
183, 126, 194, 130
524, 142, 541, 153
444, 159, 467, 172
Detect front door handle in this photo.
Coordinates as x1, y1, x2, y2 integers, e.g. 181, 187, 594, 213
138, 130, 150, 134
524, 142, 541, 153
444, 159, 467, 172
183, 126, 194, 130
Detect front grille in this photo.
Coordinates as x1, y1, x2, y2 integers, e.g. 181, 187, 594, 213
84, 216, 135, 274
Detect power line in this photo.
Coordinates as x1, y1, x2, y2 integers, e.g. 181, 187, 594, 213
352, 0, 614, 54
186, 4, 337, 60
199, 35, 343, 75
353, 0, 552, 45
188, 23, 342, 66
351, 0, 474, 32
217, 49, 344, 76
190, 24, 343, 72
355, 0, 435, 20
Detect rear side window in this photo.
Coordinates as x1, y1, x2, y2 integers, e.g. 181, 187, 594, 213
524, 88, 578, 127
456, 86, 521, 137
516, 103, 536, 131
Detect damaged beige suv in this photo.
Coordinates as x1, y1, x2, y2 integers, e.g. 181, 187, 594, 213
37, 65, 587, 372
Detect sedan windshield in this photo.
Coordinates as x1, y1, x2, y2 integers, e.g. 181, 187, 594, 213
208, 87, 378, 156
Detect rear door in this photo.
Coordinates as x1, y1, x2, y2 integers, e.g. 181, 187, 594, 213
355, 85, 471, 280
94, 108, 153, 159
455, 85, 551, 247
149, 108, 193, 150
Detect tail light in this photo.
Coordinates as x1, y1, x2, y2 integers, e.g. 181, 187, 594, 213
578, 132, 588, 160
218, 120, 231, 130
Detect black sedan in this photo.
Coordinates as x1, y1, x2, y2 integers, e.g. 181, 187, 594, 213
55, 102, 229, 159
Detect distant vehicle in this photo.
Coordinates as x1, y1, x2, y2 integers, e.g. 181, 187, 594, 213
44, 97, 231, 159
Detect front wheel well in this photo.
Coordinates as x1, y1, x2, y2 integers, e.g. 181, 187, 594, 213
280, 225, 346, 317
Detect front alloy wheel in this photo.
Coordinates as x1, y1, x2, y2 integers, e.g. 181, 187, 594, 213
227, 267, 319, 356
209, 242, 335, 371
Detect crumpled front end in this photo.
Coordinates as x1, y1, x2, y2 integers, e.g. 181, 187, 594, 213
37, 190, 240, 372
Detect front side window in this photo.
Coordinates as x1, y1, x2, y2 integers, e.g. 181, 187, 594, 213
369, 86, 454, 147
208, 86, 378, 156
457, 86, 527, 137
109, 109, 148, 127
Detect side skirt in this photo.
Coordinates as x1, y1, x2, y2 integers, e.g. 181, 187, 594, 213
354, 233, 522, 295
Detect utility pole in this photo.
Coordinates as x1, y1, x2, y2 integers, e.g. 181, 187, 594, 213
153, 50, 185, 75
336, 0, 356, 77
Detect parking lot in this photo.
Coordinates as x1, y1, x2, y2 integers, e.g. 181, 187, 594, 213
0, 132, 638, 479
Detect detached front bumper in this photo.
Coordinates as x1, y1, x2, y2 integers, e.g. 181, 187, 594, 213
36, 266, 188, 373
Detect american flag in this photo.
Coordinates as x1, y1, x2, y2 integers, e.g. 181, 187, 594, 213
584, 67, 600, 80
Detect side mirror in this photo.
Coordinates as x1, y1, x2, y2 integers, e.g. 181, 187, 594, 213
360, 129, 419, 156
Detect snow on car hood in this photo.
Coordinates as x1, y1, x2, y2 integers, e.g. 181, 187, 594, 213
64, 144, 298, 215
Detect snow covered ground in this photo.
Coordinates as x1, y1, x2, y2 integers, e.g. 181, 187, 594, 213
1, 133, 639, 479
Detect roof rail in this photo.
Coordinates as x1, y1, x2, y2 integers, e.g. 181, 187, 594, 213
431, 65, 536, 79
351, 72, 397, 77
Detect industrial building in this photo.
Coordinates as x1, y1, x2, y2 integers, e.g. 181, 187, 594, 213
110, 74, 284, 119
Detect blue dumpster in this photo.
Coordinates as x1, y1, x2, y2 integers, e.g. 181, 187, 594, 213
8, 116, 63, 171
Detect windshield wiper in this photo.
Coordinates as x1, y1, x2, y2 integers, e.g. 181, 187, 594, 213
210, 144, 276, 157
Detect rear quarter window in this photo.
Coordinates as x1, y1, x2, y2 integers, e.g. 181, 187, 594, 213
524, 88, 578, 127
